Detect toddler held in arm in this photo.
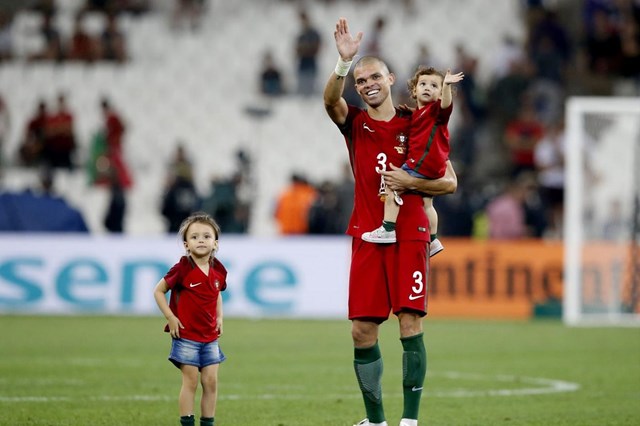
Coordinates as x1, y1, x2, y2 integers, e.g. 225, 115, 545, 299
362, 67, 464, 257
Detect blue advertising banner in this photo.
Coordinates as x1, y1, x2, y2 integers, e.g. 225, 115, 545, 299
0, 235, 351, 318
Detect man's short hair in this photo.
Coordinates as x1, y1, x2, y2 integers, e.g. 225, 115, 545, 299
354, 56, 390, 75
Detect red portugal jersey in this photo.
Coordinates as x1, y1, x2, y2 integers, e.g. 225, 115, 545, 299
338, 105, 429, 242
163, 256, 227, 343
404, 102, 452, 179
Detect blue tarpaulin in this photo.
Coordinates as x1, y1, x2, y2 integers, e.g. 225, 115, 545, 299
0, 191, 89, 232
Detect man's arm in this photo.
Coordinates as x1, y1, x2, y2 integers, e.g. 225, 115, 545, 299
323, 18, 362, 125
323, 71, 349, 125
380, 161, 458, 196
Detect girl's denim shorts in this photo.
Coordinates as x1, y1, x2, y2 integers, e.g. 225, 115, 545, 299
169, 337, 226, 369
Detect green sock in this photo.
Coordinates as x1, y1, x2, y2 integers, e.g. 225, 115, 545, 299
200, 417, 214, 426
430, 233, 437, 241
401, 333, 427, 420
354, 341, 386, 423
383, 221, 396, 232
180, 415, 195, 426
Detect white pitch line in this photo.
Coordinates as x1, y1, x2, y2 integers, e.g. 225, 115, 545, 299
0, 371, 579, 403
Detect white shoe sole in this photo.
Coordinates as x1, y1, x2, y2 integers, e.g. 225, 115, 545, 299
362, 235, 397, 243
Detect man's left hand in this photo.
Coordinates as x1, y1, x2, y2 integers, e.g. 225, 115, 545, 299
380, 163, 413, 192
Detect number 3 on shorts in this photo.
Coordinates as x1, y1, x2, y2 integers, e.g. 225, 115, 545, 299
411, 271, 424, 297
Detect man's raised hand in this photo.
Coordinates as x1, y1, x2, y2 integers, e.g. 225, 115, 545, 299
334, 18, 363, 61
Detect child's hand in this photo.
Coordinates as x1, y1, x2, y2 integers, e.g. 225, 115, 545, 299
444, 69, 464, 85
397, 103, 416, 113
216, 317, 223, 336
168, 315, 184, 339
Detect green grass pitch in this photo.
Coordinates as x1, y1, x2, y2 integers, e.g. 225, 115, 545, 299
1, 316, 639, 425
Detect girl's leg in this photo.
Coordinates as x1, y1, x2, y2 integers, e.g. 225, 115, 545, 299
200, 364, 220, 419
423, 197, 437, 236
179, 365, 199, 416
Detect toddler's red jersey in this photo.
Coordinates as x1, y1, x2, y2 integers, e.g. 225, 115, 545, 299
163, 256, 227, 343
339, 105, 429, 242
404, 102, 452, 179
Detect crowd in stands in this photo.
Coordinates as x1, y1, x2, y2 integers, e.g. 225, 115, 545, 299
430, 0, 639, 241
273, 168, 355, 236
0, 0, 134, 64
0, 89, 133, 232
161, 147, 253, 235
16, 93, 133, 187
0, 0, 638, 237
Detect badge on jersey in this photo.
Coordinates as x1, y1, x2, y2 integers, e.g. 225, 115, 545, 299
394, 133, 408, 154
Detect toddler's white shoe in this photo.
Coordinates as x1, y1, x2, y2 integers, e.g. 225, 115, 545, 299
362, 226, 396, 243
399, 419, 418, 426
354, 419, 388, 426
429, 238, 444, 257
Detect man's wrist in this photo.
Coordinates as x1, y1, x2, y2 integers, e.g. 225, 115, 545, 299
335, 56, 353, 77
408, 177, 420, 191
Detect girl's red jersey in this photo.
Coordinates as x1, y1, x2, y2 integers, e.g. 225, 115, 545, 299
404, 102, 452, 179
163, 256, 227, 343
339, 105, 429, 242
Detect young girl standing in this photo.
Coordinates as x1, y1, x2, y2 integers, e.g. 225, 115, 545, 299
154, 212, 227, 426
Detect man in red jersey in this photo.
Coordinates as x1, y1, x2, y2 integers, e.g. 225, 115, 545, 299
323, 18, 457, 426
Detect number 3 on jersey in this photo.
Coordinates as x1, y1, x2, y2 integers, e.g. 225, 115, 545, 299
375, 153, 388, 197
375, 153, 388, 173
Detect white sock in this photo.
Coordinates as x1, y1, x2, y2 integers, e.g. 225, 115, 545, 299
400, 419, 417, 426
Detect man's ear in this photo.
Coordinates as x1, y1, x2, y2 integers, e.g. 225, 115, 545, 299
388, 72, 396, 86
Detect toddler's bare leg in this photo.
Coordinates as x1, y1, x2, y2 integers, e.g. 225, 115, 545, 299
424, 197, 437, 234
384, 186, 401, 222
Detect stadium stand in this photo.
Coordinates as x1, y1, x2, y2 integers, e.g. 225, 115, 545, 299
0, 0, 636, 236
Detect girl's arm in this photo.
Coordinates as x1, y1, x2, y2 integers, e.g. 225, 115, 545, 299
216, 293, 224, 336
153, 278, 183, 338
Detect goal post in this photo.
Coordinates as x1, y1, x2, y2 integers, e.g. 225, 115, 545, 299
564, 97, 640, 327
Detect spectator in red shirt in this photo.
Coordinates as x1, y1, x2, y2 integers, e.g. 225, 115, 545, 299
503, 99, 544, 177
19, 100, 48, 166
68, 12, 99, 63
100, 97, 133, 188
42, 93, 76, 170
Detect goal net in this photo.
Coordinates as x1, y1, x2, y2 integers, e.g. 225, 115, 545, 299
564, 97, 640, 326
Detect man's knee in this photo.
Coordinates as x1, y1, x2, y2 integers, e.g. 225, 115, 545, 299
398, 311, 423, 337
351, 320, 379, 347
